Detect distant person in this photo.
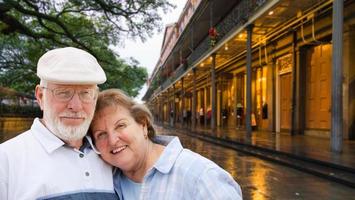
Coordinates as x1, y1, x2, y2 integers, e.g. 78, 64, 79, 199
90, 89, 243, 200
199, 107, 204, 125
183, 108, 187, 125
236, 103, 243, 129
0, 47, 117, 199
206, 107, 212, 124
187, 109, 192, 126
222, 107, 228, 126
170, 109, 174, 126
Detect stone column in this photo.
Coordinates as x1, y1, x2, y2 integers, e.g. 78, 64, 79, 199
173, 84, 176, 126
291, 31, 298, 135
181, 78, 185, 127
192, 68, 197, 129
204, 86, 208, 126
246, 24, 254, 134
211, 53, 217, 130
331, 0, 343, 152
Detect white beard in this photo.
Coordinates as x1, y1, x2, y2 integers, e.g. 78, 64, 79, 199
43, 99, 94, 142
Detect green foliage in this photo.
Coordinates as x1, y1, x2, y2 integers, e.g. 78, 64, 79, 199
0, 0, 173, 97
150, 72, 161, 91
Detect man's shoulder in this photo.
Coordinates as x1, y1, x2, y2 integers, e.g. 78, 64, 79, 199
0, 130, 33, 151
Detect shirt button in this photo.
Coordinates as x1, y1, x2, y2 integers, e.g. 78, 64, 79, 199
85, 172, 90, 176
79, 153, 84, 158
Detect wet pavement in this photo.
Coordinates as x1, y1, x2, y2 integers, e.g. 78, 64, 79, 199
173, 123, 355, 170
155, 126, 355, 200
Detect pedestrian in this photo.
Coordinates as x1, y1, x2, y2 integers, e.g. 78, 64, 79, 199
236, 103, 243, 129
199, 107, 204, 125
206, 107, 212, 125
183, 108, 187, 125
196, 109, 200, 124
222, 107, 228, 126
187, 109, 192, 126
170, 109, 174, 126
0, 47, 117, 200
90, 89, 243, 200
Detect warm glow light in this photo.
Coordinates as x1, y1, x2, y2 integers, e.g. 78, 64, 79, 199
258, 77, 266, 82
201, 63, 204, 67
225, 44, 229, 50
238, 34, 243, 38
250, 162, 268, 200
268, 10, 274, 15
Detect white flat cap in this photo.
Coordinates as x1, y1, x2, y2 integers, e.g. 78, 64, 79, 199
37, 47, 106, 84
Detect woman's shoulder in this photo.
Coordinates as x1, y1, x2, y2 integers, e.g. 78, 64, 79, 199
173, 149, 220, 175
174, 149, 242, 199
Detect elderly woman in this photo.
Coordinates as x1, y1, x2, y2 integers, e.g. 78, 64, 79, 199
90, 89, 242, 200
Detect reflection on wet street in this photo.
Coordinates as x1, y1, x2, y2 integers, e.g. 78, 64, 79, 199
155, 126, 355, 200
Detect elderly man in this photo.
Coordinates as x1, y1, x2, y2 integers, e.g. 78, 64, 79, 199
0, 47, 118, 199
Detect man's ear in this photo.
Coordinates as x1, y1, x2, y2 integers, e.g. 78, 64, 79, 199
35, 85, 45, 110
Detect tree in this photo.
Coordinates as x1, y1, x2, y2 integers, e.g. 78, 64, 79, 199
0, 0, 173, 97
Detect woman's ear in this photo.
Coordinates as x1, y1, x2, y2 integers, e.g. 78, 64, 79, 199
143, 122, 148, 132
143, 125, 148, 139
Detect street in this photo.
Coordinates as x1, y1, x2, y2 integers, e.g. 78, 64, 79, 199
155, 126, 355, 200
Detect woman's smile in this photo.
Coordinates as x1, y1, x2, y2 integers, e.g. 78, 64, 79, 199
111, 145, 128, 154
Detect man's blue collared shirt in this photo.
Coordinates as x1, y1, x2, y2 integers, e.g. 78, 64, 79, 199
114, 136, 242, 200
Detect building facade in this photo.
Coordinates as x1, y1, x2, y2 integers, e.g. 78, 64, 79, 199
143, 0, 355, 152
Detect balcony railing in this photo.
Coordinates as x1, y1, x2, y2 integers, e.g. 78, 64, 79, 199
151, 0, 267, 100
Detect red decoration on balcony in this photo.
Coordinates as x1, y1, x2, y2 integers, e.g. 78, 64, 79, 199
209, 27, 217, 37
208, 27, 218, 47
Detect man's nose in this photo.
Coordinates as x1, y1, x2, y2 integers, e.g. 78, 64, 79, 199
67, 93, 83, 111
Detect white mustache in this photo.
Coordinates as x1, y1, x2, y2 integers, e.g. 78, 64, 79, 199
59, 112, 87, 118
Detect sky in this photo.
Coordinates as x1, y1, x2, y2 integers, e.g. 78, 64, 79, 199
113, 1, 187, 102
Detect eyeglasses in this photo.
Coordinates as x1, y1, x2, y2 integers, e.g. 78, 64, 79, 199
41, 87, 98, 103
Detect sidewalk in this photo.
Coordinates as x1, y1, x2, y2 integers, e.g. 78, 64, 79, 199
164, 123, 355, 170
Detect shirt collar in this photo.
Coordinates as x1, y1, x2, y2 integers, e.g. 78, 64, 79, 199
31, 118, 99, 154
31, 118, 65, 154
152, 136, 183, 174
85, 135, 101, 154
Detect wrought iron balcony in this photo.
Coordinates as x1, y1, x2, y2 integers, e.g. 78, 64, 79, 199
149, 0, 267, 100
